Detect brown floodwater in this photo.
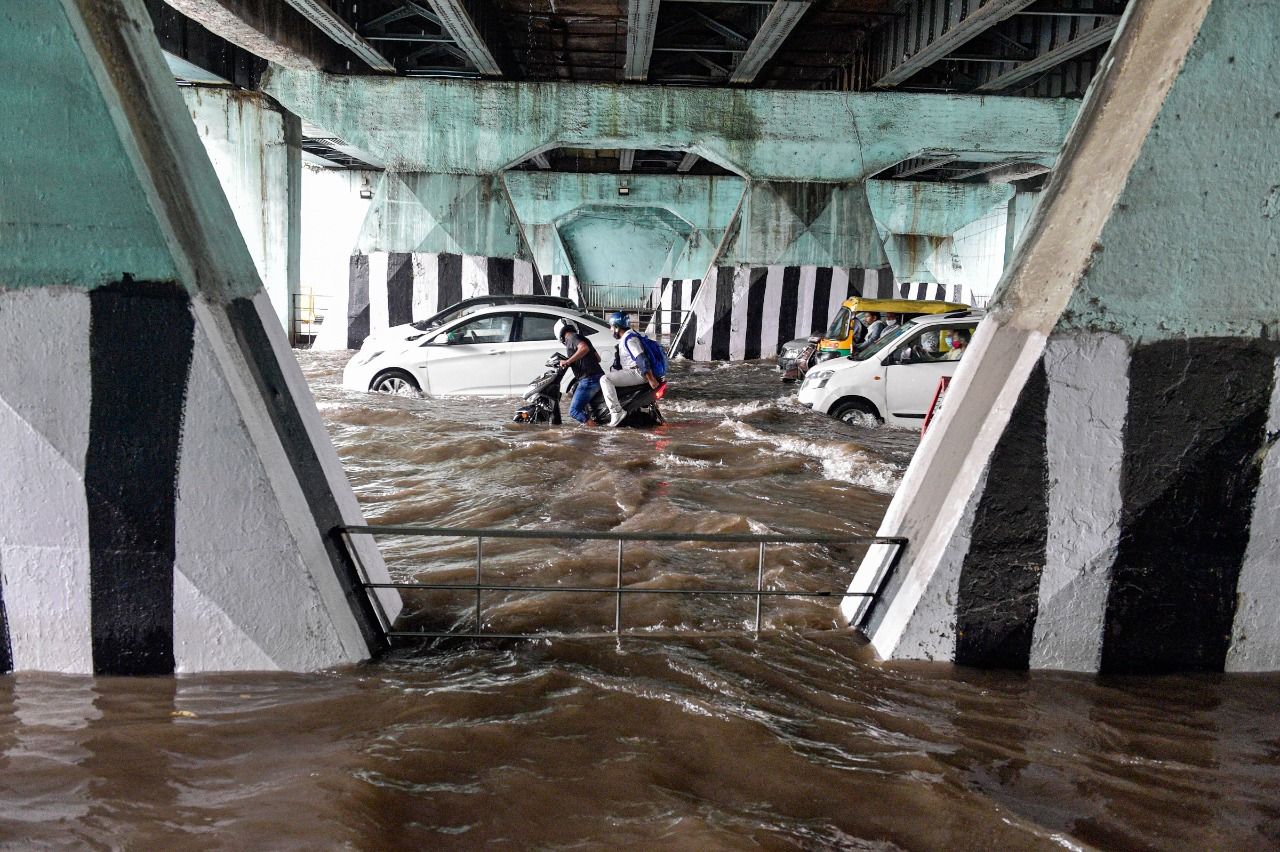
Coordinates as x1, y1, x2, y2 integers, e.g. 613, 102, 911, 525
1, 353, 1278, 849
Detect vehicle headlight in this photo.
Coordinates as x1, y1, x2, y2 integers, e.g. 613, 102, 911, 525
780, 346, 801, 360
808, 369, 834, 389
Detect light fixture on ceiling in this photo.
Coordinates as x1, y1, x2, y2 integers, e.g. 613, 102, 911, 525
359, 179, 373, 200
618, 181, 630, 197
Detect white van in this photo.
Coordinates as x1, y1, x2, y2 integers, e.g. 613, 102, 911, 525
796, 311, 983, 428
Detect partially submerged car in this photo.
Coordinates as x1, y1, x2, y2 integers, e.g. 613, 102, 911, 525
343, 303, 610, 396
797, 311, 983, 428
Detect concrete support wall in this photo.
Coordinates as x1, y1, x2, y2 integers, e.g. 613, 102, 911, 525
688, 265, 895, 361
307, 170, 541, 349
262, 68, 1079, 181
848, 0, 1280, 675
300, 165, 378, 340
322, 251, 539, 350
0, 0, 398, 673
183, 86, 301, 329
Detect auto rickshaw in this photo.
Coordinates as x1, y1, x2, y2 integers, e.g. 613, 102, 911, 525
809, 297, 968, 365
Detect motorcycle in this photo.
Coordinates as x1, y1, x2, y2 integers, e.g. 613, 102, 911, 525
513, 353, 667, 428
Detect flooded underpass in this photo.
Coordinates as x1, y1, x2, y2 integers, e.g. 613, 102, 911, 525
2, 354, 1279, 849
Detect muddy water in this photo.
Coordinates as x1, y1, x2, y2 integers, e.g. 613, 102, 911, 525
2, 354, 1278, 849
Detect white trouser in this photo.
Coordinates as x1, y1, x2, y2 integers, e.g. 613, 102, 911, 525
601, 368, 648, 414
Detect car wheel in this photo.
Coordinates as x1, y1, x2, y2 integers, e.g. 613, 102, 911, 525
370, 369, 421, 396
832, 399, 881, 425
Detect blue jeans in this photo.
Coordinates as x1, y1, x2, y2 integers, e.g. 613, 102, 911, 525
569, 375, 600, 423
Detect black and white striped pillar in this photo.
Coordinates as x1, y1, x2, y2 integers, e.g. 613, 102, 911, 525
686, 265, 897, 361
318, 252, 541, 350
0, 283, 399, 674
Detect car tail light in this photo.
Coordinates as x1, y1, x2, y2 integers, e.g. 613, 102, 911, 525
655, 382, 668, 399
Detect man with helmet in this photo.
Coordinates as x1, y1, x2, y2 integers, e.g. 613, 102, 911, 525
555, 317, 605, 425
601, 311, 659, 428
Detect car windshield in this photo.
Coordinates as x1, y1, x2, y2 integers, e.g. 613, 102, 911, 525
412, 304, 479, 331
849, 324, 908, 361
825, 307, 850, 341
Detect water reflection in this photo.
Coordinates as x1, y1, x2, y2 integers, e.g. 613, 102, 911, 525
0, 356, 1275, 847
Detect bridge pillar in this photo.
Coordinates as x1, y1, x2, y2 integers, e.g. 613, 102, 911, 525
688, 181, 891, 360
1, 0, 398, 673
183, 86, 301, 331
321, 172, 540, 350
849, 0, 1280, 674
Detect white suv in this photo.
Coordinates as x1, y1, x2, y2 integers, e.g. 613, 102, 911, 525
796, 312, 982, 428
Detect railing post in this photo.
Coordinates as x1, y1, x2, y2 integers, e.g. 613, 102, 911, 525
754, 542, 766, 634
475, 536, 483, 636
615, 539, 624, 636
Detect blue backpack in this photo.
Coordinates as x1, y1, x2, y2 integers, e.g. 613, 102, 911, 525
630, 332, 668, 379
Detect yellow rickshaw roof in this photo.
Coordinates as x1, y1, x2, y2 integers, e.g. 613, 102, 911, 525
839, 297, 970, 315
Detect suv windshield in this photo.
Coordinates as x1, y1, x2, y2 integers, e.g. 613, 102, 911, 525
850, 325, 908, 361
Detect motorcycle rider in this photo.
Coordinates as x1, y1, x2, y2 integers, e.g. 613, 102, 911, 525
555, 318, 604, 426
600, 311, 659, 427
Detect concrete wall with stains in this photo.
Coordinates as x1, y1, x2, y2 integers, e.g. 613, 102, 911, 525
262, 69, 1079, 181
183, 86, 300, 329
850, 0, 1280, 675
0, 0, 397, 673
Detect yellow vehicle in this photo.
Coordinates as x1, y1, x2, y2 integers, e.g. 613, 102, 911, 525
814, 297, 968, 361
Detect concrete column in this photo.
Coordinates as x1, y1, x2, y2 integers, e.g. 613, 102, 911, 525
318, 171, 540, 349
685, 180, 892, 360
183, 87, 302, 331
1002, 188, 1042, 269
0, 0, 398, 673
866, 181, 1013, 305
847, 0, 1280, 675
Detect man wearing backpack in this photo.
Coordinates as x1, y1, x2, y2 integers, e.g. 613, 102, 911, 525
601, 311, 662, 427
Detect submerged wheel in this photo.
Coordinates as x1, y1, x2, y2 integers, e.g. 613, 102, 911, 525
370, 369, 421, 396
831, 398, 881, 425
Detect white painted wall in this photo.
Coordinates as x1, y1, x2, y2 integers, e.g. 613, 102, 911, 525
927, 204, 1010, 307
300, 166, 378, 347
183, 87, 299, 329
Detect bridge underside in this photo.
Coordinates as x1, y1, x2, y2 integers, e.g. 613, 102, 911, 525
14, 0, 1280, 676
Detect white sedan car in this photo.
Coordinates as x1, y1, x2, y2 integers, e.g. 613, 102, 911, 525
343, 303, 612, 396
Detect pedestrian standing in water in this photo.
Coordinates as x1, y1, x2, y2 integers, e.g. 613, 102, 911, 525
554, 318, 604, 426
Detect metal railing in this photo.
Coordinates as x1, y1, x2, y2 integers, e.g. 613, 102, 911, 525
338, 524, 907, 642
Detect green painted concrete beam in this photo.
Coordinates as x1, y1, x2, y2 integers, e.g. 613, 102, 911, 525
354, 172, 530, 259
867, 180, 1013, 238
1053, 0, 1280, 340
504, 172, 745, 230
2, 1, 178, 287
263, 68, 1080, 181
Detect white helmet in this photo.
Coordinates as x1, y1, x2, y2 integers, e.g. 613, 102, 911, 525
554, 318, 578, 341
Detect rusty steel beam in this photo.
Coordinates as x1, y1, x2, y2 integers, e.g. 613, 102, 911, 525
728, 0, 811, 84
419, 0, 506, 76
279, 0, 395, 71
894, 154, 958, 178
624, 0, 661, 81
976, 19, 1119, 92
872, 0, 1036, 88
